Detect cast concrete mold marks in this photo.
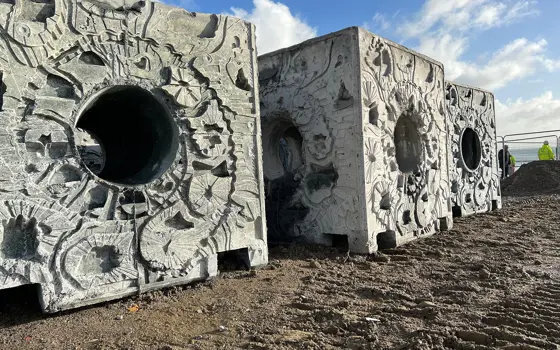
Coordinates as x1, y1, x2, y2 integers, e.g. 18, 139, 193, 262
259, 27, 453, 254
445, 82, 502, 217
0, 0, 267, 312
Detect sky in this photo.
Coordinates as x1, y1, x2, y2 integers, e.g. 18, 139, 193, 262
160, 0, 560, 138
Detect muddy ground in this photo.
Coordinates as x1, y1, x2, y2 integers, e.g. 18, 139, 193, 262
1, 195, 560, 350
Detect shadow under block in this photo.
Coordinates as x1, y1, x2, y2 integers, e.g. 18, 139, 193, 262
259, 27, 453, 254
445, 82, 502, 217
0, 0, 267, 312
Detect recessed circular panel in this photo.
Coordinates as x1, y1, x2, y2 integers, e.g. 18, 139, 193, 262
394, 115, 422, 173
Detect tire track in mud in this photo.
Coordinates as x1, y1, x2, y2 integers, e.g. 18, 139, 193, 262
378, 280, 560, 349
369, 196, 560, 350
440, 282, 560, 350
480, 282, 560, 348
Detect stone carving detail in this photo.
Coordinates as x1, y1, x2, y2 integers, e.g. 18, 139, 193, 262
259, 27, 453, 253
445, 82, 502, 216
0, 197, 79, 289
0, 0, 267, 312
360, 33, 454, 249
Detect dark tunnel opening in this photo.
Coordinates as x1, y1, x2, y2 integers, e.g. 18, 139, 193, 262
461, 127, 482, 171
76, 85, 178, 186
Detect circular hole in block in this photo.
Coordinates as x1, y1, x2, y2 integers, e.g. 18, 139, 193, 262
394, 115, 422, 173
76, 85, 179, 186
460, 127, 482, 171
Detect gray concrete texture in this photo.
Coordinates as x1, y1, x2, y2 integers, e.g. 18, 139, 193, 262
259, 27, 455, 254
0, 0, 267, 312
445, 82, 502, 217
0, 1, 502, 313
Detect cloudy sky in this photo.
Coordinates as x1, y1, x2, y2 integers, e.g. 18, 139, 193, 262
162, 0, 560, 138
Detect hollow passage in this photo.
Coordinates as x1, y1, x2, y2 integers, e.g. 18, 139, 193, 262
394, 115, 422, 173
76, 86, 178, 186
264, 122, 306, 243
461, 127, 482, 171
278, 126, 303, 174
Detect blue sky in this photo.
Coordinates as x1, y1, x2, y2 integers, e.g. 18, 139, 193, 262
163, 0, 560, 137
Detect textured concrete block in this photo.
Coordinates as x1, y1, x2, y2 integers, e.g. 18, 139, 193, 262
445, 82, 502, 216
0, 0, 266, 312
259, 27, 453, 253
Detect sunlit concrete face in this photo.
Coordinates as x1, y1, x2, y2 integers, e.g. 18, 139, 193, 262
259, 27, 453, 254
0, 0, 267, 312
445, 82, 502, 217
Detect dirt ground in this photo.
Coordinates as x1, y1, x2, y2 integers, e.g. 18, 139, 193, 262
1, 195, 560, 350
501, 160, 560, 196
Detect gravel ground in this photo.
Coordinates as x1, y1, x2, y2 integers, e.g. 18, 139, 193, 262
1, 195, 560, 350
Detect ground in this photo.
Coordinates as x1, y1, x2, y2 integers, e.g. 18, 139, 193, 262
1, 195, 560, 350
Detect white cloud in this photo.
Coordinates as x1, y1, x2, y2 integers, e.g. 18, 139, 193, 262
419, 36, 560, 90
398, 0, 537, 38
398, 0, 484, 37
389, 0, 560, 91
504, 0, 540, 23
226, 0, 317, 55
363, 13, 391, 33
473, 3, 506, 28
496, 92, 560, 137
384, 0, 560, 137
539, 56, 560, 72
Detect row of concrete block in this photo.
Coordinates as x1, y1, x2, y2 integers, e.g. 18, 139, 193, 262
0, 1, 499, 312
260, 27, 501, 254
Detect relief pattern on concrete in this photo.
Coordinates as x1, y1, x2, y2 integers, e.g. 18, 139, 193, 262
359, 28, 453, 249
445, 82, 502, 216
0, 0, 266, 312
259, 27, 453, 253
259, 29, 366, 251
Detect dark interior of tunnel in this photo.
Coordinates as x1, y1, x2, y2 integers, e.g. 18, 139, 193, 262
76, 86, 178, 186
461, 127, 482, 171
265, 174, 309, 244
264, 123, 308, 244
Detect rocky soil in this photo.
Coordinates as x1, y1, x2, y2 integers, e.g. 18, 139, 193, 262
1, 195, 560, 349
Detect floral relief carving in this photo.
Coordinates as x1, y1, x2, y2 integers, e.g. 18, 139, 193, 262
188, 100, 231, 158
188, 174, 232, 216
362, 67, 449, 240
445, 82, 501, 216
162, 68, 205, 108
0, 0, 267, 312
260, 27, 452, 253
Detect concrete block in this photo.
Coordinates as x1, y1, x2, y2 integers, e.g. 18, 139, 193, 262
445, 82, 502, 216
0, 0, 267, 312
259, 27, 453, 253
